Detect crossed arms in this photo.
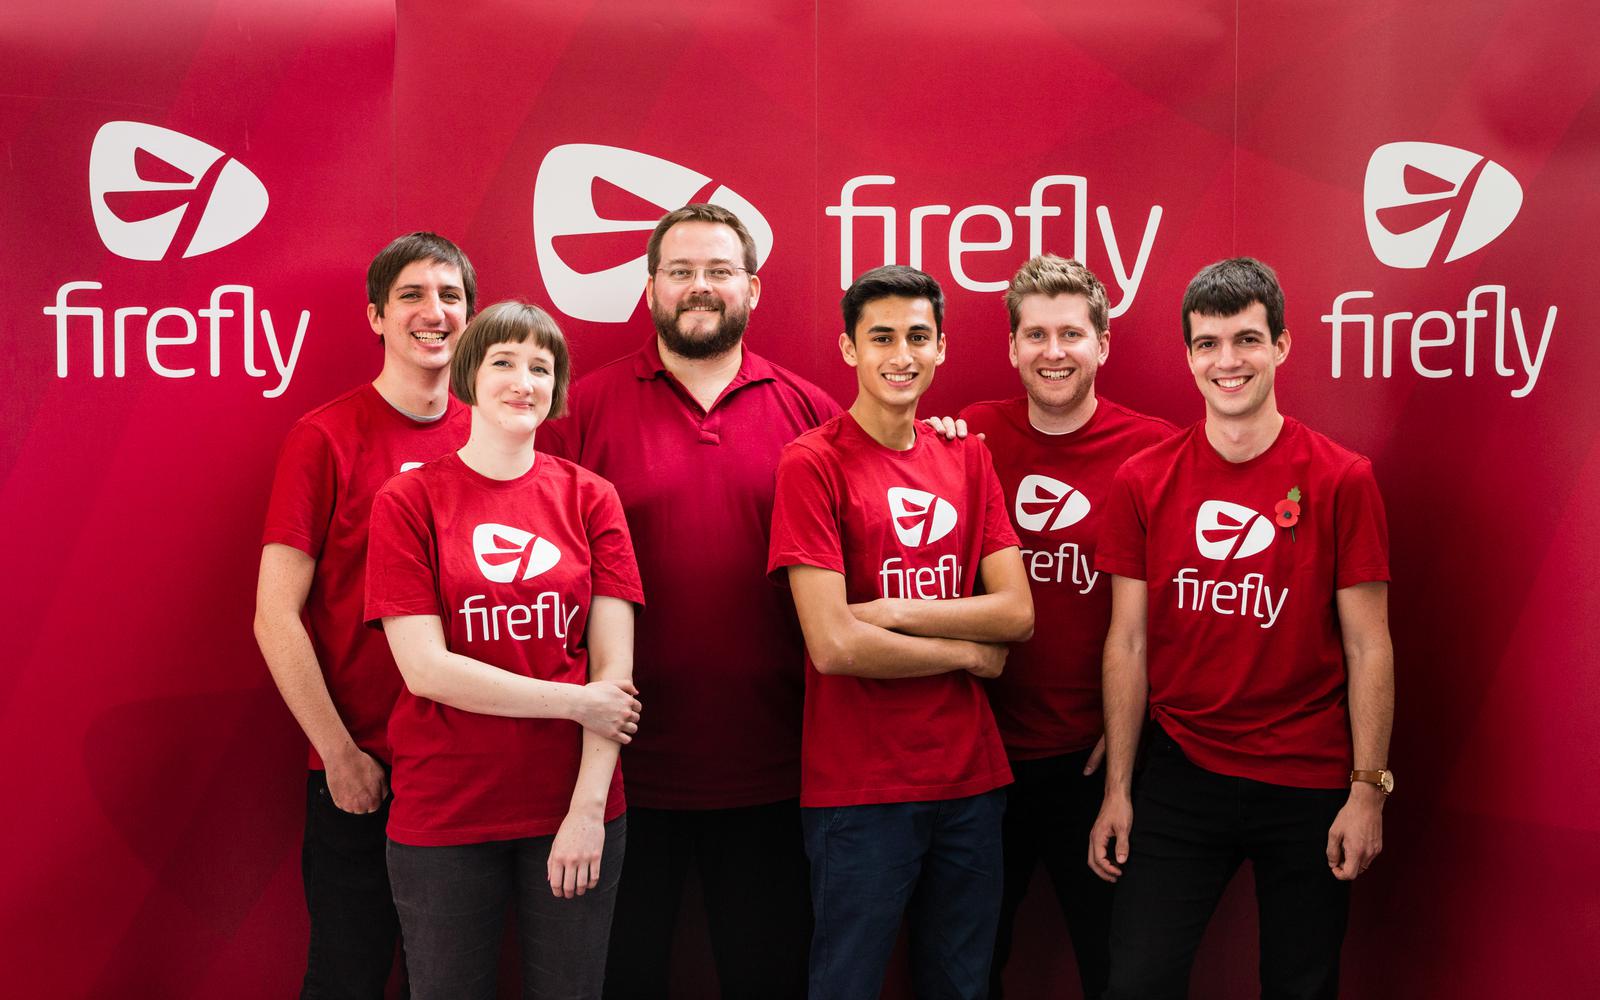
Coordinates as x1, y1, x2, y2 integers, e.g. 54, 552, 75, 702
786, 547, 1033, 679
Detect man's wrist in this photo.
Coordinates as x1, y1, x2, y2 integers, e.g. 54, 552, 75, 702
1348, 779, 1387, 806
318, 738, 363, 769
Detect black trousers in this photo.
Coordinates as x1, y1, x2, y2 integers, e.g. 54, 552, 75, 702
1106, 728, 1351, 1000
991, 748, 1113, 1000
387, 817, 626, 1000
603, 800, 811, 1000
300, 770, 404, 1000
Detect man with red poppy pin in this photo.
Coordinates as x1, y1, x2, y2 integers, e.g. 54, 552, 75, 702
1088, 258, 1395, 999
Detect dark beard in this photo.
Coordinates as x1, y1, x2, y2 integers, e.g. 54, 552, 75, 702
652, 296, 749, 360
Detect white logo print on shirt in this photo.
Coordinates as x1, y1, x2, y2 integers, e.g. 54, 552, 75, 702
886, 487, 957, 547
472, 523, 562, 583
1175, 501, 1285, 629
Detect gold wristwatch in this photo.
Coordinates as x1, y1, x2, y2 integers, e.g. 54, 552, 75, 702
1350, 769, 1394, 795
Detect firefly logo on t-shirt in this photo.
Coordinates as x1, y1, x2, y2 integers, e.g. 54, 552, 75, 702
879, 488, 963, 600
459, 523, 577, 643
1173, 501, 1287, 629
887, 487, 957, 547
1193, 501, 1274, 561
472, 523, 562, 584
1015, 475, 1098, 593
1015, 475, 1090, 533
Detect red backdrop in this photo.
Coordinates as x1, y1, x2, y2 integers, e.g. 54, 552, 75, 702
5, 1, 1597, 996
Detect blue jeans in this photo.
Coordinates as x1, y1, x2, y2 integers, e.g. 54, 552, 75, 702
387, 817, 626, 1000
802, 790, 1006, 1000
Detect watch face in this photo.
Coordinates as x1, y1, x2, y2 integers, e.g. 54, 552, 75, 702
1380, 771, 1395, 794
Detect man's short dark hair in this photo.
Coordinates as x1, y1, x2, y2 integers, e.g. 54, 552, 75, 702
449, 300, 570, 419
1180, 257, 1285, 346
367, 232, 478, 318
841, 265, 945, 341
646, 204, 759, 275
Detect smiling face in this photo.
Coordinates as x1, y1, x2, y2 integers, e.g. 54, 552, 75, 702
1185, 302, 1290, 422
1010, 292, 1108, 418
368, 259, 469, 374
840, 295, 945, 413
472, 339, 557, 439
645, 220, 760, 360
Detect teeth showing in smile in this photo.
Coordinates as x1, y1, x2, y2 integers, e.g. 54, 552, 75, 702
1038, 369, 1073, 380
411, 331, 446, 344
883, 372, 916, 383
1216, 376, 1249, 388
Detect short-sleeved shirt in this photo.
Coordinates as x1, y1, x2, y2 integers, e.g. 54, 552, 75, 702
1096, 417, 1390, 788
960, 396, 1177, 758
365, 452, 644, 846
767, 413, 1018, 808
261, 382, 468, 767
540, 337, 840, 809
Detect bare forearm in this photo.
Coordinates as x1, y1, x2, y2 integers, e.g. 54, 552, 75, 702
395, 643, 580, 720
569, 729, 619, 816
255, 611, 360, 763
1347, 645, 1394, 771
857, 593, 1034, 643
1101, 641, 1147, 798
815, 618, 998, 679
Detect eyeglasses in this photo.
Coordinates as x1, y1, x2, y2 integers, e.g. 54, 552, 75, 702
654, 266, 750, 285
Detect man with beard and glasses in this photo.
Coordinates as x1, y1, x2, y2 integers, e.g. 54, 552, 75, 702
540, 203, 840, 999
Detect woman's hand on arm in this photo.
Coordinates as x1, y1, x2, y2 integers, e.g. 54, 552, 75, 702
383, 613, 643, 739
549, 595, 637, 897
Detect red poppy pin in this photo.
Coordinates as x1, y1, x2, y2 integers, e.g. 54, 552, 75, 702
1274, 486, 1302, 541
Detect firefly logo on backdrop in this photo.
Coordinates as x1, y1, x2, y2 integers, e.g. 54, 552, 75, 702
1362, 141, 1521, 269
1323, 140, 1556, 398
1172, 501, 1286, 629
532, 144, 773, 323
827, 174, 1162, 319
1014, 475, 1097, 592
461, 523, 575, 642
44, 121, 311, 398
89, 121, 269, 261
880, 488, 962, 600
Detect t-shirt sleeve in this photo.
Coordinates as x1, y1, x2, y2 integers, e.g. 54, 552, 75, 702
974, 442, 1020, 556
1333, 457, 1391, 589
261, 420, 337, 557
767, 443, 846, 582
586, 478, 646, 606
364, 484, 443, 624
1094, 463, 1148, 581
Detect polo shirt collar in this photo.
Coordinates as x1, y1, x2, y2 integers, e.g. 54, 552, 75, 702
631, 334, 778, 389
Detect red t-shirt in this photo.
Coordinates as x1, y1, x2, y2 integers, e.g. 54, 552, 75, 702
261, 383, 469, 768
960, 397, 1177, 758
767, 413, 1018, 808
540, 337, 840, 809
1096, 417, 1390, 788
365, 452, 645, 846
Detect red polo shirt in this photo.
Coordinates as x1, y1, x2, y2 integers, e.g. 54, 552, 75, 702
540, 336, 840, 809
